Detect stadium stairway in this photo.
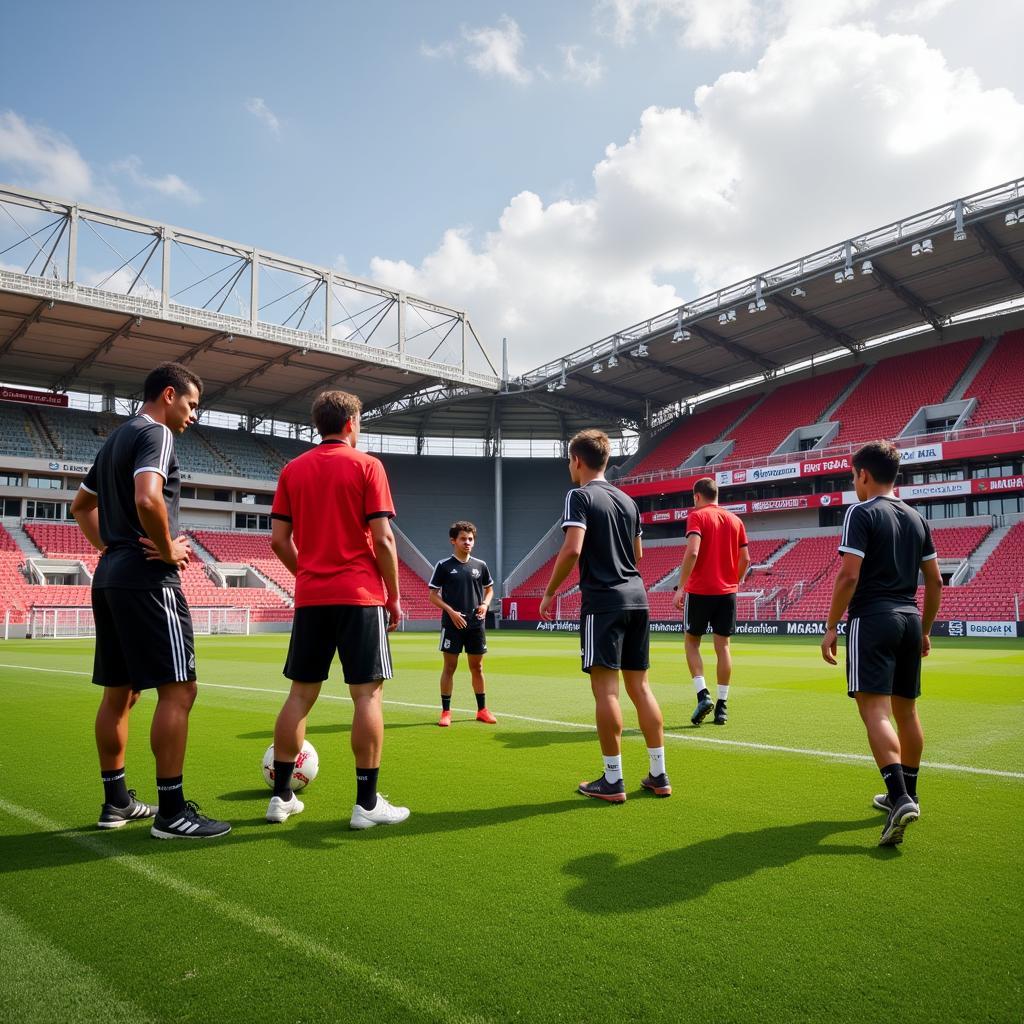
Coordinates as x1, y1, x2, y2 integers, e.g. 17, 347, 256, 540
2, 521, 43, 558
947, 336, 1000, 401
962, 522, 1014, 582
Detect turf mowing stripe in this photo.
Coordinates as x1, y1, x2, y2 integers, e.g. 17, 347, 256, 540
0, 797, 493, 1024
3, 662, 1023, 780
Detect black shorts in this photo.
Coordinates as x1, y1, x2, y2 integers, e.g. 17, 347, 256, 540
439, 625, 487, 656
580, 608, 650, 674
92, 586, 196, 691
683, 593, 737, 637
284, 605, 393, 685
846, 612, 922, 700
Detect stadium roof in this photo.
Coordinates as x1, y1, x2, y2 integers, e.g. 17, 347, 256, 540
0, 184, 499, 429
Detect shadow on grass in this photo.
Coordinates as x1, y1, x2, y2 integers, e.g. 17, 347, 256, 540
494, 730, 592, 750
563, 817, 890, 913
236, 720, 439, 741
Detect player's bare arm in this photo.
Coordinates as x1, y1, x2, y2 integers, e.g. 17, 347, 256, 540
370, 516, 402, 631
270, 518, 299, 575
540, 527, 584, 620
428, 586, 466, 629
738, 546, 751, 585
673, 533, 701, 610
70, 487, 105, 553
920, 556, 943, 657
134, 471, 190, 568
822, 552, 863, 664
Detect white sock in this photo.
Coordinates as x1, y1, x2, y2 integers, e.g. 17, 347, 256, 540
718, 684, 730, 702
602, 755, 623, 784
693, 675, 706, 694
648, 747, 666, 777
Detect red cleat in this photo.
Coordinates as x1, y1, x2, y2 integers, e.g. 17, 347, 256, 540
438, 709, 452, 727
475, 708, 497, 724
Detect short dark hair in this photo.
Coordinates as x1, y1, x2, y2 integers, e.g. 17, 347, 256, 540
568, 429, 610, 470
311, 390, 361, 437
852, 439, 901, 485
693, 477, 718, 501
143, 362, 203, 403
449, 521, 476, 539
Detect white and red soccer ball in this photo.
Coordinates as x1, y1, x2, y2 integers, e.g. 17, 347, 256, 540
262, 740, 319, 791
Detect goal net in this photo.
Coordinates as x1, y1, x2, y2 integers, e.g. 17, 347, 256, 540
29, 605, 251, 639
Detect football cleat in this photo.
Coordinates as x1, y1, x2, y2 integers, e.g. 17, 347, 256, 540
265, 793, 305, 823
438, 709, 452, 727
873, 793, 920, 813
878, 797, 920, 847
475, 707, 497, 724
151, 801, 231, 840
350, 794, 410, 830
640, 773, 672, 797
691, 694, 715, 726
97, 790, 157, 829
713, 700, 728, 725
577, 775, 627, 803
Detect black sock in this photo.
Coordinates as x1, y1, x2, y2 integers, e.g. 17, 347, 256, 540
880, 763, 908, 805
697, 688, 710, 701
475, 692, 486, 711
356, 767, 379, 811
156, 775, 186, 817
273, 761, 295, 799
101, 769, 130, 807
441, 694, 452, 712
902, 765, 919, 801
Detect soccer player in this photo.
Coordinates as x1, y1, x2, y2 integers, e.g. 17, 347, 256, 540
540, 429, 669, 802
266, 390, 409, 830
672, 477, 750, 726
428, 521, 497, 726
821, 440, 942, 848
70, 361, 230, 840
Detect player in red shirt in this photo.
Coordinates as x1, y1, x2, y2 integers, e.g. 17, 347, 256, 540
672, 477, 750, 727
265, 390, 409, 830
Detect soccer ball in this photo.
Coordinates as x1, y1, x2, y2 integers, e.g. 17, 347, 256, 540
262, 740, 319, 791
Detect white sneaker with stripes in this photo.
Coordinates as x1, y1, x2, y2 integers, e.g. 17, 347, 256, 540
266, 793, 305, 823
349, 794, 410, 830
151, 801, 231, 840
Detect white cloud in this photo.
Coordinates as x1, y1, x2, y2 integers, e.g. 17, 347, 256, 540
373, 20, 1024, 373
598, 0, 761, 49
562, 45, 605, 86
112, 156, 200, 204
887, 0, 958, 23
0, 110, 95, 198
462, 16, 532, 84
420, 40, 457, 60
245, 97, 281, 134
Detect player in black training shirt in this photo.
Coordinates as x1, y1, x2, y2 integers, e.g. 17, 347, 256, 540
540, 430, 669, 802
428, 521, 496, 726
69, 362, 230, 840
821, 440, 942, 847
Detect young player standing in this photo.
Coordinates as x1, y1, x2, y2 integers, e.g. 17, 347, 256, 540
70, 362, 230, 840
428, 521, 497, 727
672, 477, 750, 726
267, 390, 409, 830
540, 429, 669, 802
821, 440, 941, 847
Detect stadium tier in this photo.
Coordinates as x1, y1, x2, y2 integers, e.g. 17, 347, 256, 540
933, 521, 1024, 619
963, 330, 1024, 426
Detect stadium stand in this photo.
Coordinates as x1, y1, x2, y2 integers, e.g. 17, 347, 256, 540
932, 521, 1024, 619
626, 396, 750, 477
0, 403, 48, 458
724, 367, 859, 461
36, 406, 119, 461
828, 338, 982, 446
963, 330, 1024, 426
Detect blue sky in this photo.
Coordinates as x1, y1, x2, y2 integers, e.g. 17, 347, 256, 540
1, 1, 1022, 371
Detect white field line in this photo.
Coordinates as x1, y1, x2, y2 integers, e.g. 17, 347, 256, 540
3, 662, 1022, 781
0, 796, 492, 1024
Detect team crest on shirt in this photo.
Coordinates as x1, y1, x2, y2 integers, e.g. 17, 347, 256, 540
471, 568, 480, 577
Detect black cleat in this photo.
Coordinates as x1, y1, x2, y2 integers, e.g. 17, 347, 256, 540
97, 790, 157, 829
713, 700, 728, 725
878, 796, 920, 847
873, 793, 920, 813
577, 775, 627, 803
151, 801, 231, 840
640, 773, 672, 797
691, 695, 714, 726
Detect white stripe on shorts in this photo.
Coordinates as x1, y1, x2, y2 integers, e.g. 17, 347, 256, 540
161, 588, 185, 681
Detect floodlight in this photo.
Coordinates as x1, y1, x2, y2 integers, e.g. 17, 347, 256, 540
756, 298, 766, 311
790, 286, 806, 298
1005, 211, 1018, 227
135, 316, 143, 327
747, 301, 757, 314
633, 342, 649, 357
718, 312, 728, 324
300, 347, 308, 355
921, 238, 933, 254
953, 228, 967, 242
227, 333, 234, 343
834, 271, 845, 283
592, 362, 603, 373
680, 329, 691, 341
607, 354, 618, 368
861, 260, 873, 275
672, 327, 683, 342
728, 309, 736, 322
546, 382, 556, 392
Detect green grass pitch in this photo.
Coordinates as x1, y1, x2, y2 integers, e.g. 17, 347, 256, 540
0, 632, 1021, 1024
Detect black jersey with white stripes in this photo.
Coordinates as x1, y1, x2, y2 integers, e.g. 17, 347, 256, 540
82, 413, 184, 589
838, 495, 936, 617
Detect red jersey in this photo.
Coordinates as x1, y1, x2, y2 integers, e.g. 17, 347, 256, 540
684, 504, 748, 595
271, 440, 395, 607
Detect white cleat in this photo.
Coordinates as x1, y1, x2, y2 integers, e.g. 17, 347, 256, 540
266, 793, 305, 823
349, 794, 410, 830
